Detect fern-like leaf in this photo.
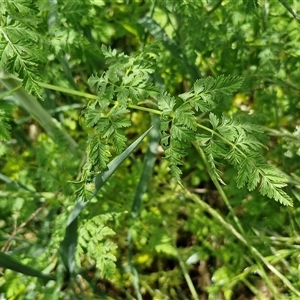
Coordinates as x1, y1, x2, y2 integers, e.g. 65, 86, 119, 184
199, 113, 293, 205
158, 93, 176, 113
203, 138, 227, 185
259, 165, 291, 205
84, 135, 111, 175
175, 102, 197, 130
0, 7, 46, 97
179, 75, 244, 113
0, 101, 12, 141
77, 214, 117, 280
170, 123, 195, 142
82, 45, 159, 187
164, 139, 188, 181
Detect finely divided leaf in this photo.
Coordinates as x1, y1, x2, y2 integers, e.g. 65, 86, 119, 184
236, 155, 258, 188
86, 136, 111, 172
159, 76, 243, 184
175, 102, 197, 130
259, 166, 292, 206
158, 93, 176, 113
85, 109, 102, 127
0, 20, 46, 96
209, 113, 219, 129
0, 101, 12, 141
180, 75, 243, 113
170, 123, 195, 142
210, 75, 243, 95
200, 113, 292, 205
77, 215, 117, 280
112, 128, 128, 154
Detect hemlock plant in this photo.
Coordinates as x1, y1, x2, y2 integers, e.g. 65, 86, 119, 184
1, 0, 300, 299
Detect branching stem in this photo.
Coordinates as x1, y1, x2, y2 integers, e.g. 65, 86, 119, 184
38, 82, 162, 115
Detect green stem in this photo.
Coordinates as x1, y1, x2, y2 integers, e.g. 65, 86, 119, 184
193, 142, 245, 235
197, 123, 240, 153
38, 81, 98, 100
241, 278, 265, 300
38, 82, 162, 115
185, 189, 300, 297
128, 104, 161, 115
0, 72, 77, 151
163, 221, 199, 300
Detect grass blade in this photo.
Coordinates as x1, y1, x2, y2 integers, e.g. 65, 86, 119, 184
0, 251, 53, 281
60, 127, 153, 276
128, 116, 160, 299
131, 115, 160, 217
94, 126, 153, 191
0, 71, 77, 151
60, 217, 79, 277
186, 189, 300, 297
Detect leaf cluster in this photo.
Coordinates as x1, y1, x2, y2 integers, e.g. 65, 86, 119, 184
157, 74, 292, 205
78, 44, 160, 193
158, 76, 242, 179
199, 113, 293, 205
0, 1, 47, 96
77, 213, 117, 280
81, 43, 293, 206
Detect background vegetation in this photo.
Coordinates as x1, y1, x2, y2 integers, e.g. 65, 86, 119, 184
1, 0, 300, 299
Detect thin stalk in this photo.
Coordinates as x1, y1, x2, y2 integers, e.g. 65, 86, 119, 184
127, 231, 142, 300
241, 278, 264, 300
163, 221, 199, 300
38, 81, 98, 99
2, 203, 47, 252
197, 122, 254, 160
185, 189, 300, 297
193, 142, 245, 235
38, 81, 162, 115
0, 72, 77, 151
262, 126, 300, 142
128, 104, 161, 115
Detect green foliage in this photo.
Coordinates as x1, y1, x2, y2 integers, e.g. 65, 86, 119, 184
1, 0, 300, 299
0, 1, 46, 96
80, 44, 159, 187
243, 0, 259, 12
0, 100, 12, 140
159, 75, 243, 181
180, 75, 244, 112
199, 113, 292, 205
156, 73, 292, 205
77, 213, 117, 280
